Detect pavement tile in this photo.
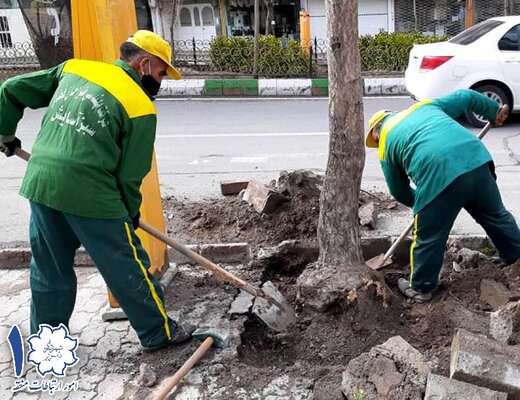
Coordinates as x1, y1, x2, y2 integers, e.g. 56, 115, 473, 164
79, 323, 107, 347
96, 373, 127, 400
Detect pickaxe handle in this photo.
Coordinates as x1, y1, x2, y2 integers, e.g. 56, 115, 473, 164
153, 336, 214, 400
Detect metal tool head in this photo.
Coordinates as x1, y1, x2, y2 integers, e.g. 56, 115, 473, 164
192, 327, 230, 348
252, 281, 297, 332
366, 254, 393, 270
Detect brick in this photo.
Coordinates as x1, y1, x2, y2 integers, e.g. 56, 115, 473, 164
242, 180, 288, 214
0, 248, 31, 269
220, 180, 249, 196
480, 279, 512, 310
425, 373, 507, 400
490, 301, 520, 344
450, 328, 520, 398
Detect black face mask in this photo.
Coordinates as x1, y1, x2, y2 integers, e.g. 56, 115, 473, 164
140, 61, 161, 99
141, 74, 161, 99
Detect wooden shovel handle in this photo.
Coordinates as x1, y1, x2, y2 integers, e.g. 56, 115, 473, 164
153, 337, 214, 400
139, 222, 264, 299
14, 147, 31, 161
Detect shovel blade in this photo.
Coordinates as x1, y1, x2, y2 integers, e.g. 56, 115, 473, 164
252, 281, 296, 332
366, 254, 393, 270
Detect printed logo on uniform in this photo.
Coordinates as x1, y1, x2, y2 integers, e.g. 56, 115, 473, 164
7, 324, 79, 395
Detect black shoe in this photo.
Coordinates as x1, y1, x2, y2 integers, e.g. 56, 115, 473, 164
397, 278, 432, 302
142, 320, 196, 352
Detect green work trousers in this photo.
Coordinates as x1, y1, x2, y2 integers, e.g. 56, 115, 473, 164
29, 201, 174, 348
409, 163, 520, 293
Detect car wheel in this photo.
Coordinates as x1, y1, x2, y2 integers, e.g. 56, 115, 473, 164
465, 84, 510, 128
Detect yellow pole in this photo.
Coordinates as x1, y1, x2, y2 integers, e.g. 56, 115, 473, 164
71, 0, 169, 308
300, 11, 311, 55
465, 0, 475, 29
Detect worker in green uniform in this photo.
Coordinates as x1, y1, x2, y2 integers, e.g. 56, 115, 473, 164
366, 89, 520, 302
0, 30, 194, 350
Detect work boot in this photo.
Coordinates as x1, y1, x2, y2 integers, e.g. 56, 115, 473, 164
142, 320, 196, 352
397, 278, 432, 303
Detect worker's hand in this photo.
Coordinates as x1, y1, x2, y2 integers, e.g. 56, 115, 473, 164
132, 212, 140, 230
495, 104, 509, 127
0, 136, 21, 157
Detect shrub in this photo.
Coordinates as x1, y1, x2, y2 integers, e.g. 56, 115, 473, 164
209, 35, 311, 76
359, 31, 447, 72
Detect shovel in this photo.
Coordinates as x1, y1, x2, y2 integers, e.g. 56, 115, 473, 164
11, 148, 296, 332
366, 120, 494, 271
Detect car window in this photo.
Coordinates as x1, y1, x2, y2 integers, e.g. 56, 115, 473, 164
450, 20, 504, 45
499, 24, 520, 51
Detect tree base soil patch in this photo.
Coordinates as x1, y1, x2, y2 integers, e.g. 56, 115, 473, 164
107, 174, 518, 398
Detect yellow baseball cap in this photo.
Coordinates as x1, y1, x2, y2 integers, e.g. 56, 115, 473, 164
127, 30, 181, 80
366, 110, 392, 148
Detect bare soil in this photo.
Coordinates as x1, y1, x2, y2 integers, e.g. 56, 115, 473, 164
112, 189, 516, 399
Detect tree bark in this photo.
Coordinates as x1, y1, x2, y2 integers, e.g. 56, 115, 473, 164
297, 0, 366, 310
318, 0, 364, 267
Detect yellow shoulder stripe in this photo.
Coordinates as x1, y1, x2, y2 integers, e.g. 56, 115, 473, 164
378, 99, 432, 161
63, 59, 156, 119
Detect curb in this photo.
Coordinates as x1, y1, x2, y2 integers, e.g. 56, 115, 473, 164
158, 77, 407, 98
0, 243, 253, 269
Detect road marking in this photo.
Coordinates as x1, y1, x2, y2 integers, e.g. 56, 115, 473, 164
156, 132, 329, 139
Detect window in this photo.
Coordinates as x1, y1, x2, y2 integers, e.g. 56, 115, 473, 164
450, 20, 504, 45
0, 1, 14, 9
202, 6, 214, 27
0, 16, 12, 48
180, 7, 192, 27
193, 7, 201, 27
499, 24, 520, 51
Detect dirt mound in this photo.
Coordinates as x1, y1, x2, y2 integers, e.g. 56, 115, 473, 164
163, 190, 400, 249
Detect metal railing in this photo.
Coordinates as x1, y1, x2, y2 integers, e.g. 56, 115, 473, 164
171, 37, 328, 78
0, 42, 39, 80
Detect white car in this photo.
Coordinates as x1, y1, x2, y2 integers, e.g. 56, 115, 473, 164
405, 16, 520, 127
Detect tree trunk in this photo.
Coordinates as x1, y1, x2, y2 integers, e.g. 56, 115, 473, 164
318, 1, 365, 266
297, 0, 366, 310
264, 0, 272, 35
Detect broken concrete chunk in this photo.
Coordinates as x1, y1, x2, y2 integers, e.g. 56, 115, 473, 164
220, 180, 249, 196
276, 169, 323, 197
450, 328, 520, 398
455, 248, 484, 269
359, 201, 378, 230
137, 363, 157, 387
480, 279, 512, 310
490, 301, 520, 344
228, 290, 255, 315
425, 373, 507, 400
242, 180, 288, 214
342, 336, 430, 400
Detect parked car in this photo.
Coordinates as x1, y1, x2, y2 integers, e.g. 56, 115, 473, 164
405, 16, 520, 127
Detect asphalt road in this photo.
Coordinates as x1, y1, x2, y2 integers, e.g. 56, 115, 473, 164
2, 96, 520, 244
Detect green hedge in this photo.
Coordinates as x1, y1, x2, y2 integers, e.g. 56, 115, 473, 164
360, 32, 447, 72
209, 32, 447, 75
209, 35, 310, 76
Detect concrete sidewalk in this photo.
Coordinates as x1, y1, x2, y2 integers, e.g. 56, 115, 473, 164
158, 77, 407, 97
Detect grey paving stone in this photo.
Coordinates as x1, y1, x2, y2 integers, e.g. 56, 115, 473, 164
96, 373, 127, 400
79, 323, 107, 347
425, 373, 507, 400
89, 331, 122, 360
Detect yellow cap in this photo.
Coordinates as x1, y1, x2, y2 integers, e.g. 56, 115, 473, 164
127, 30, 181, 80
366, 110, 392, 148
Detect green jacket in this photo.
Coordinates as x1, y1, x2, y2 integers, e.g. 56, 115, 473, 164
0, 59, 157, 219
378, 89, 499, 213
